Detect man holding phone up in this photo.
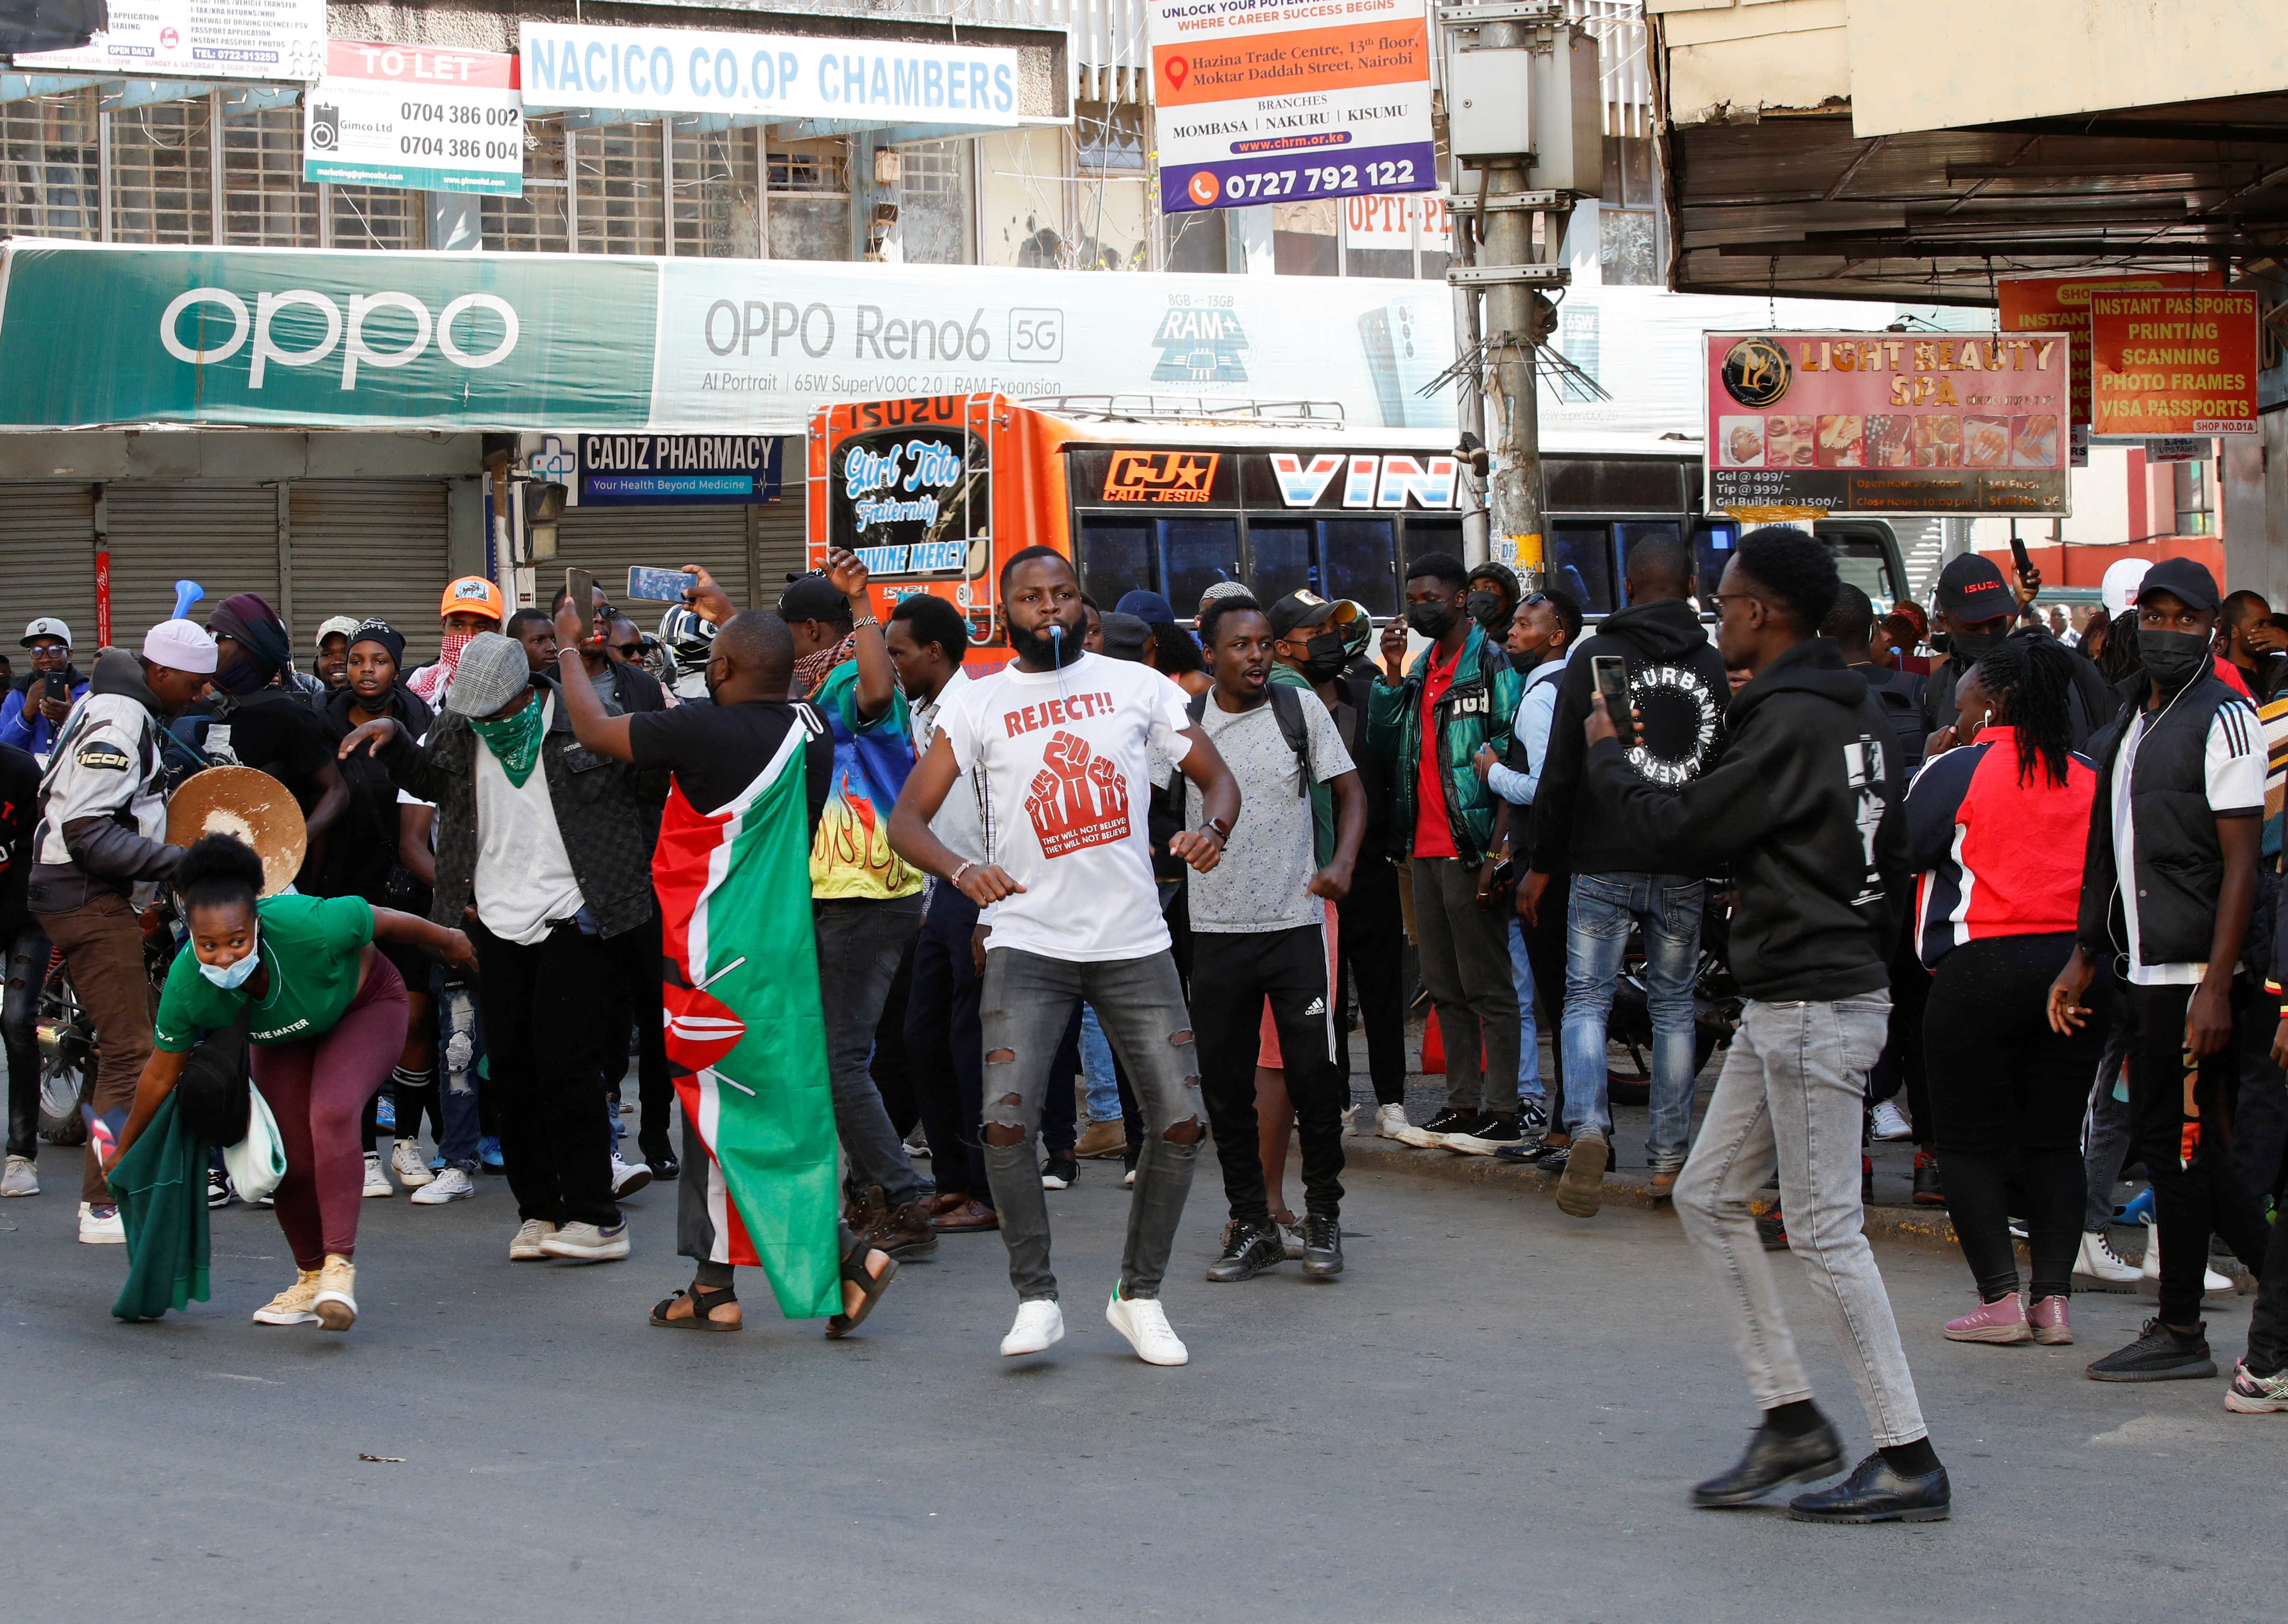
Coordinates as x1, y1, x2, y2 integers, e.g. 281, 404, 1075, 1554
1522, 538, 1728, 1216
2, 619, 88, 756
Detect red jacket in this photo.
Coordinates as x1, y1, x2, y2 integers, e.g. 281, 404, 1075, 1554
1902, 725, 2097, 966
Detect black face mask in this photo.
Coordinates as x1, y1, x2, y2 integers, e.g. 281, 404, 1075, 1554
1465, 591, 1508, 631
1946, 624, 2006, 666
1298, 630, 1349, 684
1405, 600, 1456, 639
1509, 646, 1545, 674
2139, 628, 2211, 693
1008, 615, 1080, 669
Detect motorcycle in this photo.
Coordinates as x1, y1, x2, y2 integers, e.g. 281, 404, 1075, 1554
1603, 912, 1741, 1107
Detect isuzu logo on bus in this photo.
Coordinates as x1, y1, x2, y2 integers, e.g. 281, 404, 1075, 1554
1271, 452, 1461, 509
158, 287, 520, 388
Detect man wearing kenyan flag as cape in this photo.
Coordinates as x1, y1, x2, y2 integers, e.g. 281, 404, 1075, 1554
549, 583, 900, 1336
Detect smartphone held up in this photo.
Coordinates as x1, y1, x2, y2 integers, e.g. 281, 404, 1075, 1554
1592, 655, 1636, 748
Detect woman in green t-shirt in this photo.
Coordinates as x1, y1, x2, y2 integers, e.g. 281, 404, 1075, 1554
111, 834, 475, 1332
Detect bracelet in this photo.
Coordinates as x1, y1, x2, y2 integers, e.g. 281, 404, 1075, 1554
1197, 821, 1228, 847
949, 859, 974, 887
852, 613, 880, 630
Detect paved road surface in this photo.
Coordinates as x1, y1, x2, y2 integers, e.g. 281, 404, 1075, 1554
1, 1154, 2275, 1622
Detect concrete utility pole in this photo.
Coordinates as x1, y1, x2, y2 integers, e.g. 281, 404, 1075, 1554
1478, 15, 1547, 581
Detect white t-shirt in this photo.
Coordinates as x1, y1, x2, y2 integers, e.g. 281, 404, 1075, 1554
1183, 687, 1353, 934
2109, 700, 2264, 985
471, 694, 585, 947
937, 650, 1193, 963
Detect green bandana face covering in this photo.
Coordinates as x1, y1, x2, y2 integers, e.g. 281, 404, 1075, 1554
469, 694, 545, 787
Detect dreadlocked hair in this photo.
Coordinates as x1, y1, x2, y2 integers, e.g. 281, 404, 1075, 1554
1971, 633, 2076, 789
2093, 607, 2143, 685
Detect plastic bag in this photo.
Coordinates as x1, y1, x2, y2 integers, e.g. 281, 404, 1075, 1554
221, 1085, 286, 1204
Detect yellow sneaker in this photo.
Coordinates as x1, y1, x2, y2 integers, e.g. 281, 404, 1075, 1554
313, 1256, 358, 1331
253, 1269, 323, 1326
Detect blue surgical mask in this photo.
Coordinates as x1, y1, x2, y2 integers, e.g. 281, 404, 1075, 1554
198, 926, 261, 990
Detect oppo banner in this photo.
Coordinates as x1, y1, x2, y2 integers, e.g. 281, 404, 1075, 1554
0, 243, 1458, 434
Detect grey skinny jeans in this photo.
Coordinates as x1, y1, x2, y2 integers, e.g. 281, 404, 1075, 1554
979, 945, 1203, 1303
815, 893, 926, 1208
1674, 994, 1929, 1449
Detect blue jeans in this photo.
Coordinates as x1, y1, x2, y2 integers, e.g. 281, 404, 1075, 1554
1079, 1005, 1123, 1122
1508, 916, 1543, 1096
436, 979, 484, 1174
1560, 872, 1702, 1171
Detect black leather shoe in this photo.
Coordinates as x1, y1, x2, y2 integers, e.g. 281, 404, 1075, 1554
1787, 1452, 1951, 1523
1690, 1421, 1845, 1508
1300, 1214, 1343, 1279
1206, 1222, 1285, 1283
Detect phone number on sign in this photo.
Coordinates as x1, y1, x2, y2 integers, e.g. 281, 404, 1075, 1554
1220, 159, 1418, 200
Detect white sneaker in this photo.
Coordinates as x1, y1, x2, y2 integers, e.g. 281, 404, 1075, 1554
411, 1166, 475, 1205
609, 1153, 653, 1200
1341, 1105, 1362, 1137
539, 1219, 630, 1262
1, 1154, 37, 1197
2075, 1229, 2140, 1288
1105, 1288, 1189, 1366
1376, 1103, 1413, 1141
362, 1151, 392, 1198
1868, 1100, 1912, 1141
1000, 1298, 1066, 1356
509, 1218, 559, 1260
2141, 1220, 2237, 1295
390, 1139, 434, 1188
77, 1201, 125, 1244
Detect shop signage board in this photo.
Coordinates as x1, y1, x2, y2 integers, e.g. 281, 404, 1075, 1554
1146, 0, 1436, 214
1705, 331, 2070, 517
0, 242, 1458, 434
15, 0, 327, 80
2088, 289, 2259, 435
573, 433, 782, 504
303, 42, 524, 197
1998, 271, 2220, 426
516, 22, 1020, 126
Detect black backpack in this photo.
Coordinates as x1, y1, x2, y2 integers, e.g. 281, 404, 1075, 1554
1184, 684, 1315, 798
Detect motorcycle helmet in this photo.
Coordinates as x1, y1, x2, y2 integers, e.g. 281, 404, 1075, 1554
659, 603, 717, 666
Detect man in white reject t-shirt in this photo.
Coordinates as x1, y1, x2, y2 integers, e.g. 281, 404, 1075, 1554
890, 546, 1241, 1367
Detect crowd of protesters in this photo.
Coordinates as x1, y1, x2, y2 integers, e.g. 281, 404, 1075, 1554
7, 525, 2288, 1529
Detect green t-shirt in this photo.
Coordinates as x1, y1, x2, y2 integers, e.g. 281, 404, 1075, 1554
154, 893, 376, 1050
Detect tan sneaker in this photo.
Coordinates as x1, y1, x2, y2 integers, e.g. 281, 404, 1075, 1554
253, 1269, 323, 1326
510, 1219, 559, 1260
1073, 1120, 1127, 1159
313, 1255, 358, 1330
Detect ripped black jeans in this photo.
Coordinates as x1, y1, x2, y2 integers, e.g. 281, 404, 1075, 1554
979, 946, 1202, 1303
4, 919, 50, 1161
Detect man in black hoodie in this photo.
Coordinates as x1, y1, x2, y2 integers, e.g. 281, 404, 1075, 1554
1584, 527, 1948, 1525
1524, 537, 1728, 1214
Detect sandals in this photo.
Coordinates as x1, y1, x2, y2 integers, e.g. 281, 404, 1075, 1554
650, 1283, 740, 1332
825, 1245, 898, 1340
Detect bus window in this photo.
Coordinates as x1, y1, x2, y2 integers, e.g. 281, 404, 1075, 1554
1829, 540, 1898, 614
1161, 518, 1242, 614
1245, 519, 1315, 604
1692, 522, 1738, 604
1616, 522, 1684, 596
1078, 517, 1156, 607
1548, 524, 1614, 614
1321, 517, 1398, 617
1402, 515, 1463, 575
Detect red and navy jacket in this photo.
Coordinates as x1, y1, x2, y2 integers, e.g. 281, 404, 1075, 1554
1902, 725, 2097, 968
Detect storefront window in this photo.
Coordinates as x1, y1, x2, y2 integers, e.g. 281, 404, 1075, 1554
897, 140, 973, 265
222, 107, 319, 247
768, 139, 851, 260
979, 127, 1072, 269
673, 126, 760, 259
575, 123, 665, 255
1, 91, 99, 240
485, 117, 570, 254
111, 102, 213, 244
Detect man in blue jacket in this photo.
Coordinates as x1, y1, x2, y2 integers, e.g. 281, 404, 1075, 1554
0, 618, 88, 756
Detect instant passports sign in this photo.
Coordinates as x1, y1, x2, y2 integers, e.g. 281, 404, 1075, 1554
579, 435, 782, 504
1147, 0, 1437, 213
518, 22, 1020, 124
2088, 290, 2259, 436
1705, 331, 2071, 517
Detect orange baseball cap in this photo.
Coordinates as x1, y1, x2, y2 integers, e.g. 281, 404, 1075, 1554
438, 576, 505, 621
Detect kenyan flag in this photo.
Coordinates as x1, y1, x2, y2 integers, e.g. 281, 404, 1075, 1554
654, 726, 840, 1319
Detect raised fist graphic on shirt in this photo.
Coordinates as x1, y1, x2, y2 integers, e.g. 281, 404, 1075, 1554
1026, 729, 1133, 856
1041, 730, 1099, 826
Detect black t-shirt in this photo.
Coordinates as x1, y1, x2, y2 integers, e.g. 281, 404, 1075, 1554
182, 691, 336, 812
627, 698, 832, 826
0, 742, 40, 929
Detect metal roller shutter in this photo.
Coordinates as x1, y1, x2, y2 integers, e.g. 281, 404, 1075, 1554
104, 484, 281, 648
287, 480, 452, 669
753, 488, 808, 599
553, 504, 751, 627
0, 483, 99, 651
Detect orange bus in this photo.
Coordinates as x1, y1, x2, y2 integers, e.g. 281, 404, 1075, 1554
804, 393, 1910, 646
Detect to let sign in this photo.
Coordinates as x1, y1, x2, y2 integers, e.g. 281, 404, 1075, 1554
2088, 290, 2259, 436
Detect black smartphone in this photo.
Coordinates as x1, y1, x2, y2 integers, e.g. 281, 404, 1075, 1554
2009, 536, 2033, 586
42, 672, 69, 705
565, 567, 598, 641
1592, 655, 1635, 747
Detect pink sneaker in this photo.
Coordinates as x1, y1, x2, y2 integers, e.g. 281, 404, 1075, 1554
2027, 1295, 2072, 1345
1944, 1293, 2032, 1344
